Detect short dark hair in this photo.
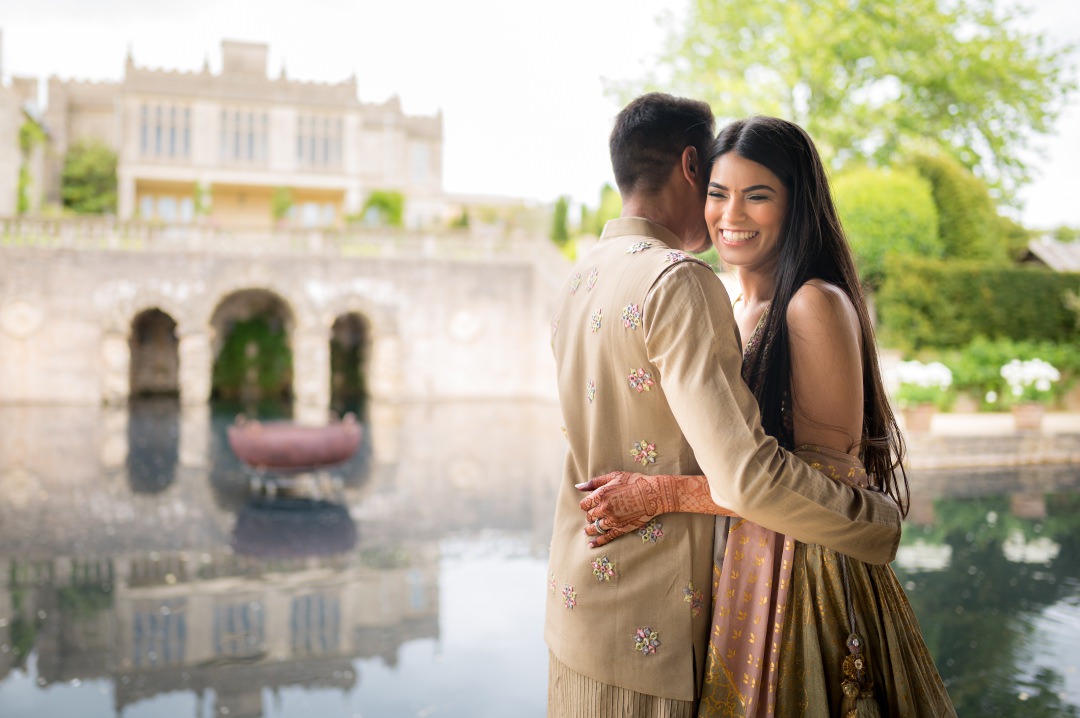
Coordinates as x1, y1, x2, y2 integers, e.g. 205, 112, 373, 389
609, 93, 715, 196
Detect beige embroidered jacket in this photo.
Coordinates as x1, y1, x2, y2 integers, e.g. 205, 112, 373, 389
545, 217, 901, 702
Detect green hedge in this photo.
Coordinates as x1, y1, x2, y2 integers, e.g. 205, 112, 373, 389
909, 152, 1004, 261
833, 166, 942, 288
877, 256, 1080, 350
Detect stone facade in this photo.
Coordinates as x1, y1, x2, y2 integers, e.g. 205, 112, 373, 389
0, 219, 565, 412
30, 39, 444, 228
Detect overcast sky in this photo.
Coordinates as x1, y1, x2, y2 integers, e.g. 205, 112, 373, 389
1, 0, 1077, 229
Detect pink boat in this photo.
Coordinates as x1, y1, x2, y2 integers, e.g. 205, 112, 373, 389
227, 414, 362, 472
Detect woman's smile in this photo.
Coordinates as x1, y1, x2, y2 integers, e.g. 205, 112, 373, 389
719, 229, 759, 245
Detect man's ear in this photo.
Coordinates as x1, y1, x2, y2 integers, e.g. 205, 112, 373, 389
681, 146, 699, 185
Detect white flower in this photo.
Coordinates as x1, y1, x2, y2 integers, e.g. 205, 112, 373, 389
1000, 358, 1060, 395
985, 390, 998, 403
892, 360, 953, 390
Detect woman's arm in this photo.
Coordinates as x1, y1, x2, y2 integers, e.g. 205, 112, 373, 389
786, 279, 864, 455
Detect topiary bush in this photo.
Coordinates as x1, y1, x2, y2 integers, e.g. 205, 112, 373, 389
909, 151, 1004, 262
833, 166, 942, 288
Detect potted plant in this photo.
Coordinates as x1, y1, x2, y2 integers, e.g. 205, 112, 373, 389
891, 360, 953, 433
1000, 358, 1060, 430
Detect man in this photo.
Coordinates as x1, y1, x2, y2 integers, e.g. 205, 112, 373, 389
545, 93, 901, 716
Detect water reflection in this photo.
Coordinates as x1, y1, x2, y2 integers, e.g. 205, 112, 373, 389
0, 400, 1078, 717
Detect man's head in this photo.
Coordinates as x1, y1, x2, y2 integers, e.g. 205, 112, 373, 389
609, 93, 715, 251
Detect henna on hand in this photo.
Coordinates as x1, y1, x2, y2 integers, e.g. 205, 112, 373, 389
578, 471, 737, 547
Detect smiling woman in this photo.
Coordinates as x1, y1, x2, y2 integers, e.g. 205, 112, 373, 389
705, 152, 789, 277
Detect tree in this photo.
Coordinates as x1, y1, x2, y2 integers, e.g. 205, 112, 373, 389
551, 195, 570, 246
61, 140, 117, 215
360, 190, 405, 227
833, 166, 942, 287
17, 118, 46, 215
618, 0, 1074, 199
271, 186, 293, 223
580, 183, 622, 236
910, 152, 1005, 261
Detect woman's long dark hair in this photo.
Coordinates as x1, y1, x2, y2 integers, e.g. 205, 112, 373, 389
710, 116, 909, 515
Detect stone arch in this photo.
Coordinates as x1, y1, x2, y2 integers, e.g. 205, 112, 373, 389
329, 311, 373, 415
208, 288, 296, 403
321, 296, 402, 402
129, 308, 180, 397
95, 280, 196, 405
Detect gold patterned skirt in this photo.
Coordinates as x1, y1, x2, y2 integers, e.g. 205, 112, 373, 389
699, 540, 957, 717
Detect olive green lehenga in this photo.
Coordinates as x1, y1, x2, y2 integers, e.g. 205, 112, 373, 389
698, 318, 956, 718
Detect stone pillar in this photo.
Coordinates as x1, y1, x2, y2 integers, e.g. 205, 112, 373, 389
118, 173, 136, 220
179, 403, 211, 469
100, 404, 129, 470
345, 184, 363, 217
178, 329, 212, 405
292, 326, 330, 423
368, 333, 403, 401
101, 330, 130, 406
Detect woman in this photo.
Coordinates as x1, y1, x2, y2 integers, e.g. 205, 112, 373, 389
583, 117, 955, 716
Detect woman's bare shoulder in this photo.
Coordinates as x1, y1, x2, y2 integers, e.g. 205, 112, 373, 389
786, 279, 859, 340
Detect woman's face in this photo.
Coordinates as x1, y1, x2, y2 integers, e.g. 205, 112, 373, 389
705, 152, 789, 275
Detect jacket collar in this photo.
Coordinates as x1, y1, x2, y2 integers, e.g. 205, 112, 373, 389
599, 217, 681, 249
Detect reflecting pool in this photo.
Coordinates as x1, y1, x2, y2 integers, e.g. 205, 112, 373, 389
0, 400, 1078, 717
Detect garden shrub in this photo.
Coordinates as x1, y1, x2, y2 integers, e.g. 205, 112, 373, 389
833, 166, 942, 288
877, 256, 1080, 350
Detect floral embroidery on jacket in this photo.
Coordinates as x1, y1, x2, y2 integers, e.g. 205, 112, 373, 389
683, 582, 705, 617
586, 268, 599, 291
562, 584, 577, 609
589, 309, 602, 333
630, 439, 657, 466
634, 627, 661, 656
627, 368, 655, 393
549, 573, 556, 594
626, 241, 652, 254
569, 273, 581, 295
591, 556, 617, 582
621, 303, 642, 330
665, 250, 691, 263
586, 379, 596, 404
638, 518, 664, 544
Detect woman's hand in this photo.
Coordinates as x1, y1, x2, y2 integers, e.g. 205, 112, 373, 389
578, 471, 738, 548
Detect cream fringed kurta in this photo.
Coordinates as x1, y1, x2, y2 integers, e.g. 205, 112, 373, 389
546, 218, 902, 712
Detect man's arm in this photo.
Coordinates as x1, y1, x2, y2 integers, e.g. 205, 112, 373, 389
640, 263, 900, 564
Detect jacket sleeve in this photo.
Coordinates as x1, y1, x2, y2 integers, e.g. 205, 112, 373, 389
643, 263, 901, 564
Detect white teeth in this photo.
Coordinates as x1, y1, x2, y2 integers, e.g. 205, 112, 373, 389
722, 230, 756, 242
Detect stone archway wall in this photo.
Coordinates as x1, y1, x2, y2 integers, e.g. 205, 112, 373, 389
0, 244, 555, 407
207, 288, 295, 402
98, 286, 192, 406
129, 309, 180, 396
321, 295, 400, 404
190, 268, 311, 408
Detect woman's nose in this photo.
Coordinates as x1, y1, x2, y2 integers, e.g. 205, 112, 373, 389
722, 198, 744, 221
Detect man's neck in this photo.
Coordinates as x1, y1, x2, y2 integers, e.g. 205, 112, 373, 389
619, 198, 689, 252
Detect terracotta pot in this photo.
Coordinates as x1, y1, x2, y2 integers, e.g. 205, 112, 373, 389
1011, 402, 1045, 431
903, 403, 935, 433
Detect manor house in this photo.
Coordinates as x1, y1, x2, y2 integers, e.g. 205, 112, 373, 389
4, 39, 445, 228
